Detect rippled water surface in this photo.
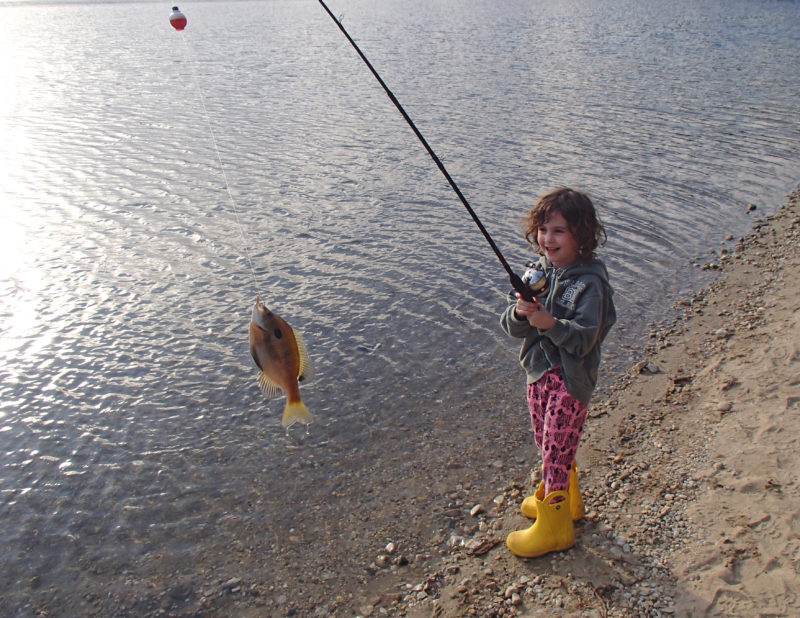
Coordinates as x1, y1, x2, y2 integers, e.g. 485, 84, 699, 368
1, 0, 798, 610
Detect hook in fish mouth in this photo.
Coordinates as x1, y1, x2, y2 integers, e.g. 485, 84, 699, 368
252, 295, 275, 329
252, 296, 264, 326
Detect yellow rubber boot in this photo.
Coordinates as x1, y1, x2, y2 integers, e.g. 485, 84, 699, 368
507, 490, 575, 558
520, 481, 545, 518
520, 463, 585, 521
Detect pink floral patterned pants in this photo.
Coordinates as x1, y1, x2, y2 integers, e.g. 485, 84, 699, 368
527, 366, 589, 496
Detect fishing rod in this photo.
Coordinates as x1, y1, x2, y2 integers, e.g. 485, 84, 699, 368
316, 0, 536, 302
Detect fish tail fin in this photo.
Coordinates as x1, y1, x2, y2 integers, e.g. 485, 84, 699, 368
282, 399, 313, 428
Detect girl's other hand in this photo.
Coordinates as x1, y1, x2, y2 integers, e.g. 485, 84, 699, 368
515, 294, 556, 330
514, 293, 539, 318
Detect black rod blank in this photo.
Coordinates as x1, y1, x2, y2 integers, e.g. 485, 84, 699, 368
316, 0, 534, 301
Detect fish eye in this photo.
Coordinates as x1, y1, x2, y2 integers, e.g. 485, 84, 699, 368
274, 328, 283, 339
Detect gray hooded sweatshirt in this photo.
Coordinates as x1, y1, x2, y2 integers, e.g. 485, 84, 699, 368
500, 256, 616, 404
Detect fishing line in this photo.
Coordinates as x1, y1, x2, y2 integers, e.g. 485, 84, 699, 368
175, 33, 260, 293
316, 0, 535, 301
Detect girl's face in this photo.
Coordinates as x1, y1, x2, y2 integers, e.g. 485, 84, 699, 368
537, 210, 580, 269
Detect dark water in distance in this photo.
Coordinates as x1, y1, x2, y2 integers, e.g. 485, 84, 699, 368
1, 0, 798, 607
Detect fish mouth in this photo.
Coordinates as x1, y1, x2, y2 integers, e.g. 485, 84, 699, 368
251, 295, 273, 329
251, 295, 264, 324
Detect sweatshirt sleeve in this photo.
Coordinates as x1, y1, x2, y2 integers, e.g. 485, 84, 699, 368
543, 283, 607, 357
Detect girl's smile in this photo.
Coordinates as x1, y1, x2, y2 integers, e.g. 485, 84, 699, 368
537, 211, 580, 269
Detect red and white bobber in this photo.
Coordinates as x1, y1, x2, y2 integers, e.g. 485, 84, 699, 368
169, 6, 187, 31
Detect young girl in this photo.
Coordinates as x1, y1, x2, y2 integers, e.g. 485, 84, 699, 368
500, 188, 616, 558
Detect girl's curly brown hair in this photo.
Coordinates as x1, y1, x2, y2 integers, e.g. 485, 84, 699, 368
524, 188, 607, 260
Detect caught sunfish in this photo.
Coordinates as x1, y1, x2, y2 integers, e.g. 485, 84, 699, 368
249, 296, 313, 428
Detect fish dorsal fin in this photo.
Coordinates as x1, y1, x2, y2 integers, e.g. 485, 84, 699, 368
294, 330, 314, 384
257, 371, 283, 399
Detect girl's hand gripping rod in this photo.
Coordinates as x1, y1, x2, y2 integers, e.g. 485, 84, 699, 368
316, 0, 537, 302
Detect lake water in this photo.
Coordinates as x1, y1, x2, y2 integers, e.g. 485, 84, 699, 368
1, 0, 798, 613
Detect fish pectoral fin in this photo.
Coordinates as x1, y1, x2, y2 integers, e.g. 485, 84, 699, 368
250, 346, 263, 371
257, 372, 283, 398
294, 331, 314, 383
282, 400, 312, 428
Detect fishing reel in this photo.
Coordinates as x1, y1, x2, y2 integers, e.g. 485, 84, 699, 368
521, 262, 550, 298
